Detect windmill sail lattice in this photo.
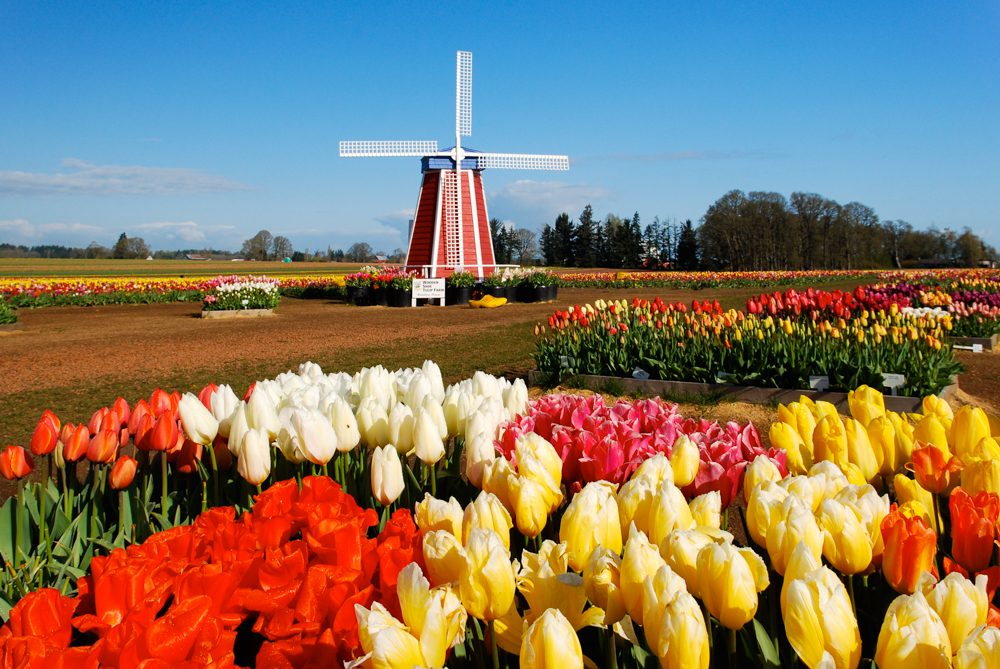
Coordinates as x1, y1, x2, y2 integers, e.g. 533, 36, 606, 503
340, 50, 568, 278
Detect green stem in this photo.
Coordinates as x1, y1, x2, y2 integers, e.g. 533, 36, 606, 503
41, 455, 51, 560
605, 625, 618, 669
727, 627, 737, 669
256, 483, 262, 498
160, 452, 168, 521
201, 481, 207, 514
431, 461, 437, 498
14, 480, 24, 570
119, 490, 127, 541
489, 619, 499, 669
847, 573, 856, 618
90, 467, 103, 539
322, 461, 329, 480
207, 443, 219, 507
471, 618, 487, 669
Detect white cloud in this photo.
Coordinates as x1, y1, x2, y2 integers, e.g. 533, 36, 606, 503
0, 159, 253, 197
131, 221, 238, 243
488, 180, 617, 225
0, 218, 104, 239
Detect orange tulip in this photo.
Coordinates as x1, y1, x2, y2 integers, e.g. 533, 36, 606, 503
86, 429, 119, 464
950, 488, 1000, 574
881, 504, 938, 594
40, 410, 60, 433
148, 414, 178, 452
110, 456, 137, 489
118, 427, 130, 451
88, 407, 110, 436
58, 423, 75, 446
213, 435, 232, 470
910, 445, 963, 494
150, 388, 173, 418
0, 446, 34, 480
128, 399, 152, 435
29, 415, 59, 456
174, 439, 203, 474
134, 413, 155, 451
99, 411, 120, 434
111, 397, 130, 427
63, 425, 90, 462
198, 383, 218, 409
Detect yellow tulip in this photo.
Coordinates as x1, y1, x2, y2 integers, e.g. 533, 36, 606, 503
414, 493, 464, 537
746, 480, 789, 548
784, 566, 861, 669
517, 540, 604, 630
649, 590, 710, 669
913, 414, 950, 453
508, 475, 554, 539
771, 421, 812, 475
517, 451, 564, 513
808, 460, 850, 502
641, 564, 698, 656
887, 412, 916, 461
689, 491, 722, 529
779, 401, 817, 456
582, 546, 626, 625
519, 608, 583, 669
818, 499, 873, 575
813, 415, 849, 470
988, 411, 1000, 436
458, 527, 516, 621
462, 491, 513, 550
422, 530, 466, 587
925, 572, 989, 654
481, 457, 516, 513
744, 454, 782, 503
952, 405, 991, 460
868, 416, 901, 477
357, 602, 408, 656
961, 440, 1000, 495
844, 419, 879, 483
670, 435, 700, 487
833, 484, 889, 558
848, 384, 885, 427
922, 394, 954, 421
781, 540, 821, 615
647, 480, 695, 548
620, 524, 667, 625
875, 591, 952, 669
516, 432, 563, 486
814, 401, 840, 423
697, 541, 768, 629
492, 602, 524, 655
633, 452, 673, 487
662, 528, 728, 597
954, 625, 1000, 669
766, 496, 824, 575
396, 564, 468, 667
617, 475, 657, 538
559, 481, 622, 572
778, 475, 817, 511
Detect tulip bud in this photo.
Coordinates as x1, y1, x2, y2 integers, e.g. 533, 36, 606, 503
519, 608, 583, 669
481, 457, 516, 513
582, 546, 626, 626
462, 491, 513, 550
388, 402, 415, 455
329, 397, 361, 452
881, 504, 938, 594
371, 445, 405, 506
911, 445, 963, 494
246, 387, 280, 441
954, 624, 1000, 669
459, 527, 516, 621
423, 529, 466, 587
291, 407, 338, 466
504, 378, 528, 418
86, 429, 118, 464
87, 407, 109, 437
813, 415, 848, 471
515, 433, 563, 487
697, 541, 768, 630
844, 418, 879, 484
661, 528, 728, 598
413, 407, 445, 465
29, 415, 59, 456
766, 495, 824, 575
913, 414, 950, 453
669, 434, 699, 487
414, 493, 463, 537
237, 428, 271, 486
784, 566, 862, 669
847, 385, 885, 427
0, 446, 34, 480
746, 480, 789, 548
647, 480, 695, 549
63, 425, 89, 462
465, 433, 497, 489
689, 491, 722, 529
508, 474, 553, 538
110, 455, 137, 489
818, 498, 873, 575
617, 475, 657, 537
640, 563, 689, 657
559, 481, 622, 572
925, 572, 989, 652
651, 590, 711, 669
620, 524, 667, 625
177, 393, 220, 446
744, 455, 782, 503
633, 453, 673, 488
875, 591, 952, 667
421, 397, 449, 440
147, 413, 178, 453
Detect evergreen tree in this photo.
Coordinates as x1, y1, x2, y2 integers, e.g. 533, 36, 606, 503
553, 213, 575, 266
676, 220, 699, 270
576, 205, 596, 267
593, 224, 606, 267
644, 218, 661, 268
540, 224, 556, 266
112, 233, 129, 260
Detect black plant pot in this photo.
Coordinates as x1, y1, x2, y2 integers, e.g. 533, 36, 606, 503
447, 286, 473, 305
390, 287, 412, 307
532, 285, 550, 302
483, 286, 505, 299
549, 285, 559, 302
504, 286, 518, 303
516, 284, 537, 303
372, 285, 389, 306
347, 285, 371, 306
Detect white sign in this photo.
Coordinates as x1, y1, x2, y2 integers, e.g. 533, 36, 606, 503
715, 371, 733, 385
413, 278, 446, 299
632, 367, 650, 380
809, 375, 830, 392
883, 373, 906, 396
974, 343, 984, 353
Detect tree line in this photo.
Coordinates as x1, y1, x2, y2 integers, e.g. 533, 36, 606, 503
511, 193, 997, 270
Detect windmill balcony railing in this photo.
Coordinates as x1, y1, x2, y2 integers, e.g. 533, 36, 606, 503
405, 264, 519, 280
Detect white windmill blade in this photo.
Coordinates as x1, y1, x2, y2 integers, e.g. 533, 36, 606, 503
456, 51, 472, 137
479, 153, 570, 170
339, 141, 439, 157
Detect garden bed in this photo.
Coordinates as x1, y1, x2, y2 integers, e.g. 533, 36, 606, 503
951, 333, 997, 351
200, 308, 275, 319
526, 369, 959, 413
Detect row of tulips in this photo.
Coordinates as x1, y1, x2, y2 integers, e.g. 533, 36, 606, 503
201, 275, 282, 311
534, 296, 963, 396
3, 379, 1000, 667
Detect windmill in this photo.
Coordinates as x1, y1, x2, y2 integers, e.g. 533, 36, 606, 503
340, 51, 569, 278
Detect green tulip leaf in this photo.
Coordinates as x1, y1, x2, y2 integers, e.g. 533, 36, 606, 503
752, 618, 780, 668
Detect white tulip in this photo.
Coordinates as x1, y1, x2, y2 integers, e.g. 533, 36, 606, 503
465, 432, 497, 488
421, 397, 449, 440
227, 403, 250, 457
292, 407, 339, 466
276, 422, 308, 464
238, 428, 271, 486
389, 402, 415, 456
465, 411, 488, 444
178, 393, 220, 446
471, 371, 500, 401
357, 396, 390, 448
372, 445, 405, 506
414, 407, 446, 465
246, 387, 280, 441
504, 378, 529, 418
210, 385, 240, 437
422, 360, 445, 401
406, 373, 433, 411
329, 396, 362, 452
298, 361, 323, 379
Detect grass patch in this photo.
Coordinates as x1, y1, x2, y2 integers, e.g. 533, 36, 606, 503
598, 378, 625, 396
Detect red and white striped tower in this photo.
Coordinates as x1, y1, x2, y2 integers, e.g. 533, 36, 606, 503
340, 51, 569, 278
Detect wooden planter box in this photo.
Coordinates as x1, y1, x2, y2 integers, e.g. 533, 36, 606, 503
527, 371, 959, 414
951, 334, 997, 351
201, 309, 275, 319
0, 322, 23, 333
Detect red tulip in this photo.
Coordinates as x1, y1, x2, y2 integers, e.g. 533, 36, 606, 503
150, 388, 173, 418
41, 410, 61, 432
88, 407, 110, 436
29, 415, 59, 456
213, 435, 232, 471
63, 425, 90, 462
243, 382, 257, 403
119, 427, 130, 450
198, 383, 218, 410
86, 429, 118, 464
128, 399, 152, 435
110, 456, 137, 489
174, 439, 203, 475
881, 504, 938, 594
58, 423, 76, 448
111, 397, 130, 427
910, 445, 963, 494
148, 414, 178, 452
134, 413, 155, 451
950, 487, 1000, 574
0, 446, 34, 480
99, 411, 120, 434
3, 588, 77, 647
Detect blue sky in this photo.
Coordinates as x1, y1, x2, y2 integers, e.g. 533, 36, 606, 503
1, 1, 997, 253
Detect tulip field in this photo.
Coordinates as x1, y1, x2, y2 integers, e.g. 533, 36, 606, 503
1, 267, 1000, 668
